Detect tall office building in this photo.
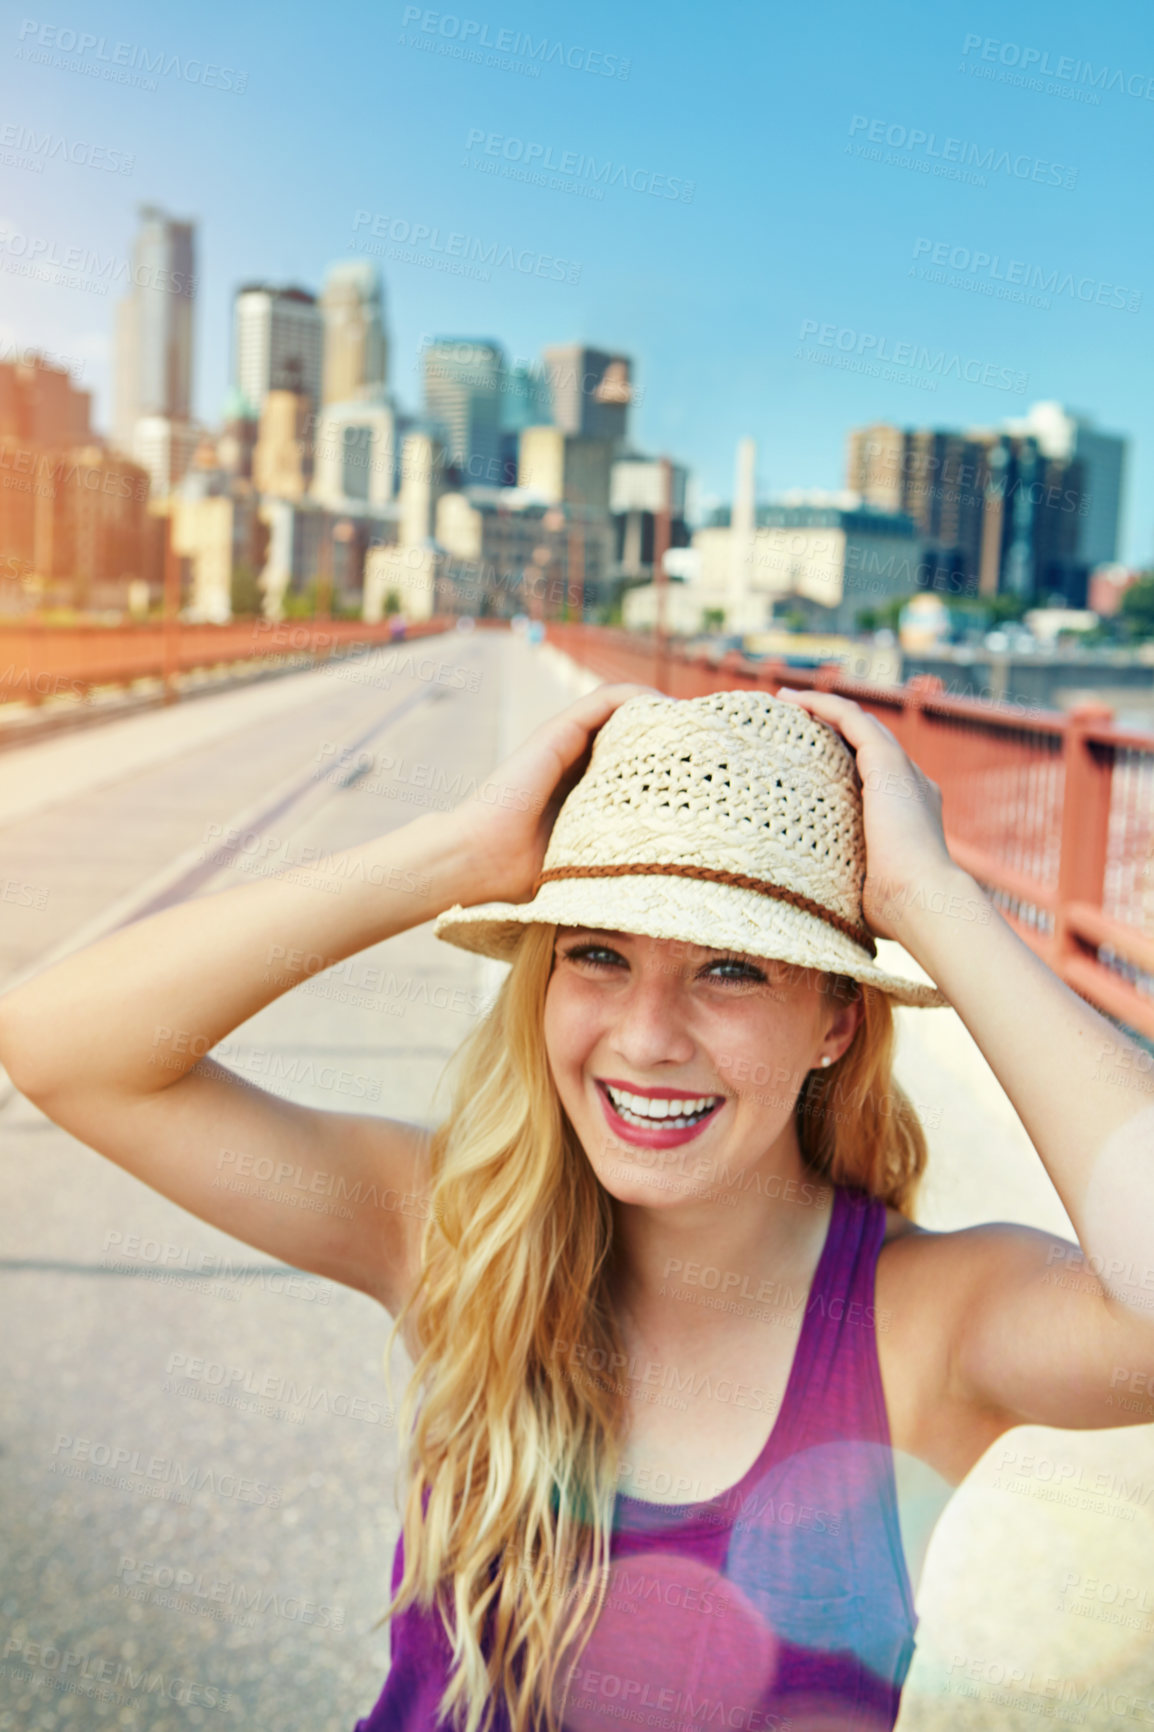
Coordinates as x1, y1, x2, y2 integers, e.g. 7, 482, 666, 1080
421, 339, 505, 484
848, 418, 1093, 606
320, 260, 388, 406
610, 454, 691, 583
542, 344, 632, 446
311, 400, 395, 510
496, 361, 553, 484
113, 205, 196, 464
517, 426, 614, 514
502, 362, 552, 433
1006, 401, 1127, 569
252, 391, 314, 501
234, 285, 323, 415
847, 423, 988, 592
978, 435, 1086, 604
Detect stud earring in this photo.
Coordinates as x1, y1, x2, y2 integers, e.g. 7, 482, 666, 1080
819, 1055, 832, 1068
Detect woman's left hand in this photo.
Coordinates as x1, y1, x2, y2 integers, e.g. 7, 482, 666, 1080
774, 686, 958, 943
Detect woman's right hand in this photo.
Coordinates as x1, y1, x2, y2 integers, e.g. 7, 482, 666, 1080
448, 682, 660, 905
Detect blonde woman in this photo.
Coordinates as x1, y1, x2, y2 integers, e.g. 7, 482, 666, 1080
1, 683, 1152, 1732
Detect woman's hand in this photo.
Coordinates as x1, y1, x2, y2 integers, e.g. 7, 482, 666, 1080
774, 687, 957, 942
448, 683, 660, 905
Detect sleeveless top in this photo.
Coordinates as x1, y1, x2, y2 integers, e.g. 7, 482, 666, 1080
354, 1184, 918, 1731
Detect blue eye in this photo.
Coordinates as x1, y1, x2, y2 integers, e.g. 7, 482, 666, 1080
705, 959, 767, 983
559, 944, 625, 968
558, 945, 767, 984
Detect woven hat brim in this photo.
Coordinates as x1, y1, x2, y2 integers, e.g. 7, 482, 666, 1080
432, 875, 950, 1008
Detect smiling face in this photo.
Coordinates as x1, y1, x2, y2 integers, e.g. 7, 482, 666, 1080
542, 926, 863, 1211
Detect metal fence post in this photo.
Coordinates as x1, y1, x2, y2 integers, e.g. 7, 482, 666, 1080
162, 522, 180, 706
1055, 702, 1115, 973
899, 674, 944, 773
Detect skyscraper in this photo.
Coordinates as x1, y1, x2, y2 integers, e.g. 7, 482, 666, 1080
113, 204, 196, 455
847, 423, 987, 592
847, 417, 1095, 606
234, 285, 323, 415
320, 260, 388, 405
1005, 402, 1127, 569
978, 435, 1086, 605
421, 339, 505, 484
542, 344, 632, 446
501, 362, 552, 433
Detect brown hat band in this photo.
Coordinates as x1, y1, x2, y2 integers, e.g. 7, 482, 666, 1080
533, 862, 878, 959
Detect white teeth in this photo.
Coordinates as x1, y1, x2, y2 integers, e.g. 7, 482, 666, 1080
604, 1085, 719, 1126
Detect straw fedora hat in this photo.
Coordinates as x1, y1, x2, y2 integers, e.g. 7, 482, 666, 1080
433, 690, 949, 1008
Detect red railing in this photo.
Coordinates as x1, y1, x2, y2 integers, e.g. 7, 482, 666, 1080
0, 616, 466, 707
547, 624, 1154, 1041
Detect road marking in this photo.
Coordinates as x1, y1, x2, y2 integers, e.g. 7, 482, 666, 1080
0, 679, 442, 1112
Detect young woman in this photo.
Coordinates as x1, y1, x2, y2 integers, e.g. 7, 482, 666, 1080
1, 682, 1152, 1732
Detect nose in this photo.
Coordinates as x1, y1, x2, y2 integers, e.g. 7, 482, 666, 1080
606, 971, 696, 1072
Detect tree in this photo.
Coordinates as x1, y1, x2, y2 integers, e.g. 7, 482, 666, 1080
229, 562, 263, 617
856, 595, 911, 634
986, 592, 1029, 624
282, 579, 360, 621
1119, 575, 1154, 639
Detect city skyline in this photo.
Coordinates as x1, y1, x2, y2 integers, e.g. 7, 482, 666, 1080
3, 0, 1153, 560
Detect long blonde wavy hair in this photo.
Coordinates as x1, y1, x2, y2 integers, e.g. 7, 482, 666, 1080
383, 922, 928, 1732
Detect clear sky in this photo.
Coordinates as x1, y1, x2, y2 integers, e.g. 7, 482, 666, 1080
3, 0, 1152, 557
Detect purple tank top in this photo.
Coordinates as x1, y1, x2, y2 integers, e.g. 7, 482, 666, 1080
355, 1184, 917, 1731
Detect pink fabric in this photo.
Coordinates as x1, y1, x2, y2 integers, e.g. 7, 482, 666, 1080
355, 1184, 916, 1730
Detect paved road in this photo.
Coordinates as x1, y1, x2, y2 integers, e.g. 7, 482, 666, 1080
0, 628, 1152, 1731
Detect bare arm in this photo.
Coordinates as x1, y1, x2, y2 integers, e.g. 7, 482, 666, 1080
0, 682, 654, 1311
778, 687, 1154, 1429
0, 810, 480, 1309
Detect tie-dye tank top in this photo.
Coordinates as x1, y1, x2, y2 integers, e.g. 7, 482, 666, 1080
355, 1183, 917, 1730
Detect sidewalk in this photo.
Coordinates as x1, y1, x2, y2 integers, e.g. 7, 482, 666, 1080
1, 629, 1151, 1731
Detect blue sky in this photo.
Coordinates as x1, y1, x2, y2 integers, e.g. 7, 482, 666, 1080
3, 0, 1152, 556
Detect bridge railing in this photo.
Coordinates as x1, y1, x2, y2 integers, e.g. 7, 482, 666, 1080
546, 624, 1154, 1041
0, 616, 464, 707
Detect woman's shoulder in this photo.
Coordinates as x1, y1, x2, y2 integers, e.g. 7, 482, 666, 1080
874, 1212, 1029, 1481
